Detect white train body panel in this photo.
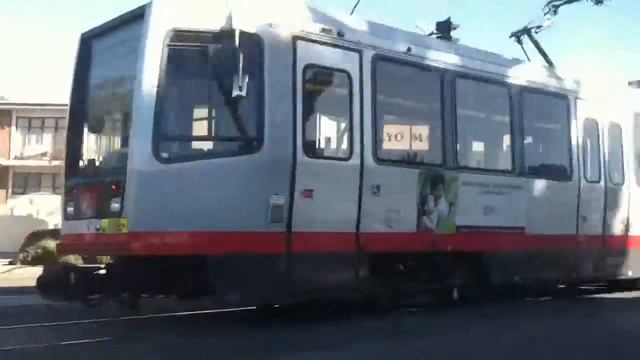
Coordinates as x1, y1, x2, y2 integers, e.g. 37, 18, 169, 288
59, 0, 640, 284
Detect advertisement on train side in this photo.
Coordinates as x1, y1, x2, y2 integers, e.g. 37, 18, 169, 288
417, 170, 526, 233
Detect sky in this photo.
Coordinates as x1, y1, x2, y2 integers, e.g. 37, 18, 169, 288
0, 0, 638, 114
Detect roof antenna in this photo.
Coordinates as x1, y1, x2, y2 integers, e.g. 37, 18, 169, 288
420, 18, 459, 42
350, 0, 361, 16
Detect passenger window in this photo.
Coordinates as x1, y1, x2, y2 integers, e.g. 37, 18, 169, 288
608, 122, 624, 186
582, 118, 601, 183
302, 66, 352, 160
522, 92, 571, 180
455, 78, 511, 171
155, 30, 263, 162
374, 59, 442, 164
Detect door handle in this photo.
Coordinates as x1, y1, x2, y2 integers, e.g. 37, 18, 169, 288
580, 215, 588, 223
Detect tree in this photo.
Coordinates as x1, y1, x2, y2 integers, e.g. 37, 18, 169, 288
544, 0, 609, 16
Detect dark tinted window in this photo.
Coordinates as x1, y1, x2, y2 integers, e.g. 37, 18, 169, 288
155, 30, 263, 162
374, 59, 442, 164
608, 122, 624, 186
74, 18, 143, 178
302, 66, 352, 160
456, 78, 511, 171
522, 92, 571, 180
582, 118, 601, 183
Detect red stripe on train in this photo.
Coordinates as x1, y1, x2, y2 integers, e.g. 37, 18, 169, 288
60, 232, 640, 256
291, 232, 357, 253
60, 232, 286, 256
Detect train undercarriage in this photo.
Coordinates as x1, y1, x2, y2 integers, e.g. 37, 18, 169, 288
36, 252, 640, 309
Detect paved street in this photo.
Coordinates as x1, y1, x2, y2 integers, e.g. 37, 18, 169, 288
2, 289, 640, 360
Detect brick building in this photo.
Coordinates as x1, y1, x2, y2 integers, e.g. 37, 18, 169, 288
0, 102, 68, 255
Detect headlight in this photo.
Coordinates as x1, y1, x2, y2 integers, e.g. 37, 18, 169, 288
65, 201, 75, 217
110, 197, 122, 213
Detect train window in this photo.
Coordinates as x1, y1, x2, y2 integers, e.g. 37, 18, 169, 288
455, 78, 511, 171
582, 118, 601, 183
154, 30, 263, 162
302, 65, 352, 160
374, 59, 442, 164
607, 122, 624, 186
522, 92, 571, 181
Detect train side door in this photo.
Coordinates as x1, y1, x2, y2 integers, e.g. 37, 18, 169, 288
577, 118, 605, 276
603, 121, 630, 273
578, 118, 605, 238
290, 40, 361, 291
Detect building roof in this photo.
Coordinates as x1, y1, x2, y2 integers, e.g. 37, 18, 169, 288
0, 102, 67, 110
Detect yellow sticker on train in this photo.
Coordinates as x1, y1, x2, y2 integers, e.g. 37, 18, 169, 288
99, 218, 129, 233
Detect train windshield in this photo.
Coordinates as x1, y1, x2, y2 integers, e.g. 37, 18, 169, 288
154, 30, 263, 162
66, 15, 144, 180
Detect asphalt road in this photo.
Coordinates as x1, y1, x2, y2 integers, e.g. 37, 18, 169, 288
2, 290, 640, 360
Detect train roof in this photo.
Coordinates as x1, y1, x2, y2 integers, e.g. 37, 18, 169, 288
84, 0, 579, 94
303, 7, 579, 94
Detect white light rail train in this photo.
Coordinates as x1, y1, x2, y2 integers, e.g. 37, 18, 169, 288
37, 0, 640, 306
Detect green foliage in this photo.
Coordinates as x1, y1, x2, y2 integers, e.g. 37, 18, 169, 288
15, 229, 111, 266
84, 256, 113, 265
58, 255, 84, 265
18, 239, 59, 266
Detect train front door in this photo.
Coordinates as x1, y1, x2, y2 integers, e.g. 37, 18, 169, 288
289, 39, 362, 291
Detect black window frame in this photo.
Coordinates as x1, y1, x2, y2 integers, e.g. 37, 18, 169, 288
582, 118, 601, 184
371, 55, 445, 168
152, 29, 265, 164
607, 122, 625, 187
520, 88, 573, 182
453, 75, 515, 173
301, 63, 354, 161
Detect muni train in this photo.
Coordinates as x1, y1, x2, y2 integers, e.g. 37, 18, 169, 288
37, 0, 640, 306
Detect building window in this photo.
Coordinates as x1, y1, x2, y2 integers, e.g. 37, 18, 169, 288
455, 78, 512, 171
582, 118, 601, 183
11, 173, 27, 195
522, 91, 571, 181
15, 117, 66, 159
374, 59, 442, 164
41, 173, 54, 193
11, 172, 63, 195
302, 65, 352, 160
607, 122, 625, 186
54, 174, 64, 194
